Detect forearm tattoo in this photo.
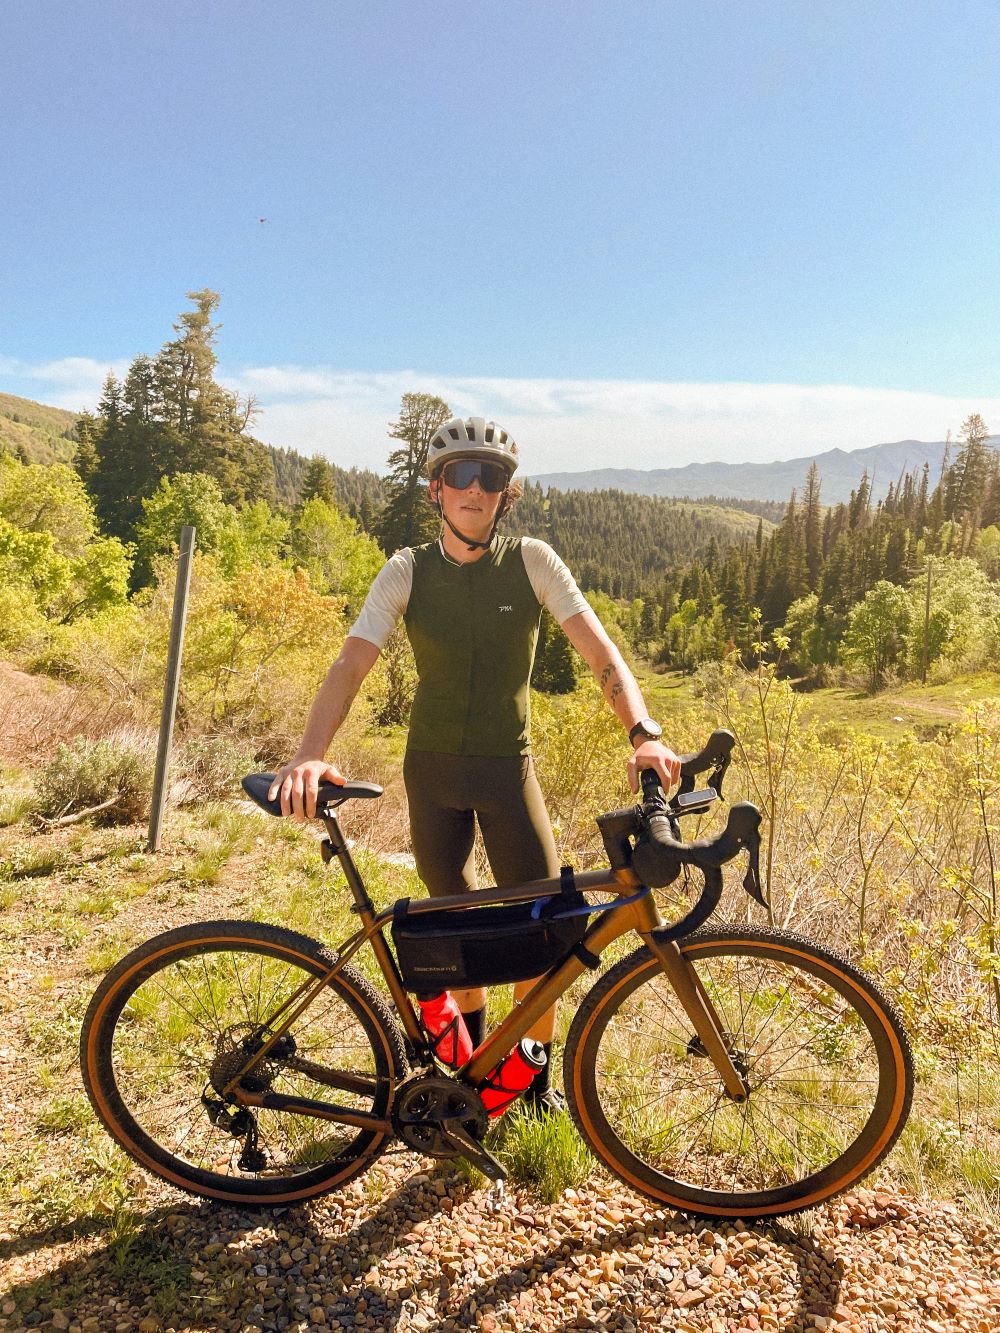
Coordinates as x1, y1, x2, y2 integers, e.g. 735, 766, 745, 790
610, 681, 624, 703
599, 662, 618, 688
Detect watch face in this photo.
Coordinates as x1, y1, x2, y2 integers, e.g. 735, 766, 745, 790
632, 718, 662, 742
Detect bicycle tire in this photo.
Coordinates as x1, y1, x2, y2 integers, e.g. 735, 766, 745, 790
81, 920, 408, 1205
564, 926, 913, 1218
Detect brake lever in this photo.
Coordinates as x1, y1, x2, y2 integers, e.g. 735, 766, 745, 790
709, 751, 731, 800
743, 824, 768, 907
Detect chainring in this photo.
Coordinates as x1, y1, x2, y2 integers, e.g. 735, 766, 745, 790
391, 1074, 488, 1158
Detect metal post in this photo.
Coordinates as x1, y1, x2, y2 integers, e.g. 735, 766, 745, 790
147, 526, 196, 851
922, 557, 932, 684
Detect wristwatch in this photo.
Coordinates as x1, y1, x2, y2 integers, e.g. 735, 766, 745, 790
628, 718, 663, 747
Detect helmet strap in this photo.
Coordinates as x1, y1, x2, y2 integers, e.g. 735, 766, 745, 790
434, 488, 508, 552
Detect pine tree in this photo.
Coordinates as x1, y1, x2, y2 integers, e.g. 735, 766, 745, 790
533, 611, 579, 692
802, 462, 823, 590
299, 456, 337, 507
376, 393, 451, 553
951, 414, 992, 529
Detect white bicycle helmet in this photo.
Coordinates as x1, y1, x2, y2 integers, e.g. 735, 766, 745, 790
425, 416, 520, 480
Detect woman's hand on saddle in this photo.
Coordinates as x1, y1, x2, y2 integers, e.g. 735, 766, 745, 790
268, 759, 346, 821
628, 740, 681, 795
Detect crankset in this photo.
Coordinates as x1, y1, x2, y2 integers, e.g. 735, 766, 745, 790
391, 1074, 506, 1182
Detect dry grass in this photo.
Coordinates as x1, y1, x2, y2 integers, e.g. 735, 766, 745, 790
0, 663, 137, 767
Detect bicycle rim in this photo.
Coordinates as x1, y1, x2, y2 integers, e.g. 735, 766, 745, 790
81, 921, 406, 1204
566, 927, 913, 1217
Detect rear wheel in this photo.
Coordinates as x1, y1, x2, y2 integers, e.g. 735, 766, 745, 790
565, 927, 913, 1218
81, 920, 407, 1205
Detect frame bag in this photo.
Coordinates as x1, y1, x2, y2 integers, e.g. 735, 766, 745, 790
391, 871, 590, 992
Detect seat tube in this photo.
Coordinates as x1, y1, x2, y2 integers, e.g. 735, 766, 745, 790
645, 934, 748, 1102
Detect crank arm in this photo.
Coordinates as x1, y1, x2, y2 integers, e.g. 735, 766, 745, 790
438, 1116, 507, 1182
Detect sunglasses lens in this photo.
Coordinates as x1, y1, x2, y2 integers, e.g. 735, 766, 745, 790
443, 461, 507, 493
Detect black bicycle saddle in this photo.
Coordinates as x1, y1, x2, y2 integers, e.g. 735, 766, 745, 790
242, 772, 383, 818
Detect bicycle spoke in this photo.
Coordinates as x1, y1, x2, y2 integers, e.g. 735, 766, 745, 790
100, 936, 390, 1186
579, 936, 909, 1211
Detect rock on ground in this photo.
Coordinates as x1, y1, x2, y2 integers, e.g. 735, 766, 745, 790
1, 1163, 998, 1333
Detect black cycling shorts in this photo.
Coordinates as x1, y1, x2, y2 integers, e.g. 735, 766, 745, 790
402, 750, 559, 898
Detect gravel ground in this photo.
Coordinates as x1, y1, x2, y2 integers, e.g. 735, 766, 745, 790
3, 821, 999, 1331
2, 1159, 998, 1333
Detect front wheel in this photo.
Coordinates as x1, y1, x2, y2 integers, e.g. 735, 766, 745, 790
81, 920, 407, 1205
565, 927, 913, 1218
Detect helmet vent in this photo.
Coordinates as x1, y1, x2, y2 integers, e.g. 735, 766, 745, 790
448, 427, 461, 440
465, 421, 477, 441
485, 425, 495, 442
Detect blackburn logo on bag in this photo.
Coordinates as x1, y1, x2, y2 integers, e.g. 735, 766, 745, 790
498, 604, 513, 612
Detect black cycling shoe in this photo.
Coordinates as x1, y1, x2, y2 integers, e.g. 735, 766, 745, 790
521, 1085, 567, 1118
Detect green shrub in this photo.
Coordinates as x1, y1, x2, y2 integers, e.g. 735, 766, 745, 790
0, 585, 46, 649
35, 731, 155, 825
174, 734, 255, 804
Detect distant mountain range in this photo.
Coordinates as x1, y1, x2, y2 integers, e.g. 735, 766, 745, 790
529, 437, 1000, 506
5, 389, 996, 512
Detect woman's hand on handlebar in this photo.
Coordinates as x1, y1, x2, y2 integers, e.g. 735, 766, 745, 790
628, 739, 681, 795
267, 759, 346, 821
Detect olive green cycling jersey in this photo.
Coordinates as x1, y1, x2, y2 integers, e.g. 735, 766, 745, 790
404, 536, 542, 756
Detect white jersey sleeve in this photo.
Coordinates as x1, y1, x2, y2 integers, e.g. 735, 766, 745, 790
347, 548, 414, 650
520, 538, 590, 624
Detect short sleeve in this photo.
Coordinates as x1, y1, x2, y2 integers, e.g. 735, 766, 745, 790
520, 538, 590, 624
347, 549, 414, 650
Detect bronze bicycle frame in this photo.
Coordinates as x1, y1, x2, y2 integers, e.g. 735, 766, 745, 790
224, 804, 748, 1128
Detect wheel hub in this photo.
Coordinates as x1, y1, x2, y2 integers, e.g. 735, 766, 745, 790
209, 1023, 297, 1097
686, 1032, 751, 1083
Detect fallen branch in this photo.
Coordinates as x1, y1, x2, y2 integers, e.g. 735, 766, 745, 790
35, 793, 121, 829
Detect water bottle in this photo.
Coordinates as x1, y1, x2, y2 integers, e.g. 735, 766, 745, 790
417, 991, 473, 1068
479, 1037, 547, 1118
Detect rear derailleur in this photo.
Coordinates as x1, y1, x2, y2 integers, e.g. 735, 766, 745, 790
201, 1092, 267, 1173
199, 1022, 297, 1174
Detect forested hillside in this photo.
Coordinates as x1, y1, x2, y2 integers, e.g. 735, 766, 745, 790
3, 290, 998, 703
0, 393, 79, 465
653, 426, 1000, 686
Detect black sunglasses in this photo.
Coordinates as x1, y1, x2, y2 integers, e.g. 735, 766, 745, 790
440, 460, 509, 493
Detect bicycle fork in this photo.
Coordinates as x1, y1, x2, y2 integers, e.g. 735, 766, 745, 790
645, 934, 749, 1103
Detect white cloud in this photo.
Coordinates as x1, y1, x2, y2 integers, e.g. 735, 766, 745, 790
0, 355, 130, 410
222, 366, 1000, 474
5, 352, 999, 473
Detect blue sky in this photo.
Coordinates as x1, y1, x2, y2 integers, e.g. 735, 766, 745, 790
2, 1, 999, 472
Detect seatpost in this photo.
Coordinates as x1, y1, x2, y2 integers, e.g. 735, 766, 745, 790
321, 812, 375, 917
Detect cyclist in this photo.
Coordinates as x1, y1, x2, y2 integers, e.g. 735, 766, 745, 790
269, 416, 680, 1113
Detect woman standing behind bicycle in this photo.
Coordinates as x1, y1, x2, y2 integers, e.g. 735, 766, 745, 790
269, 416, 680, 1112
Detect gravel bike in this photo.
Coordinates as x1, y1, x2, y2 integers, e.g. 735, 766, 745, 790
80, 731, 913, 1219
